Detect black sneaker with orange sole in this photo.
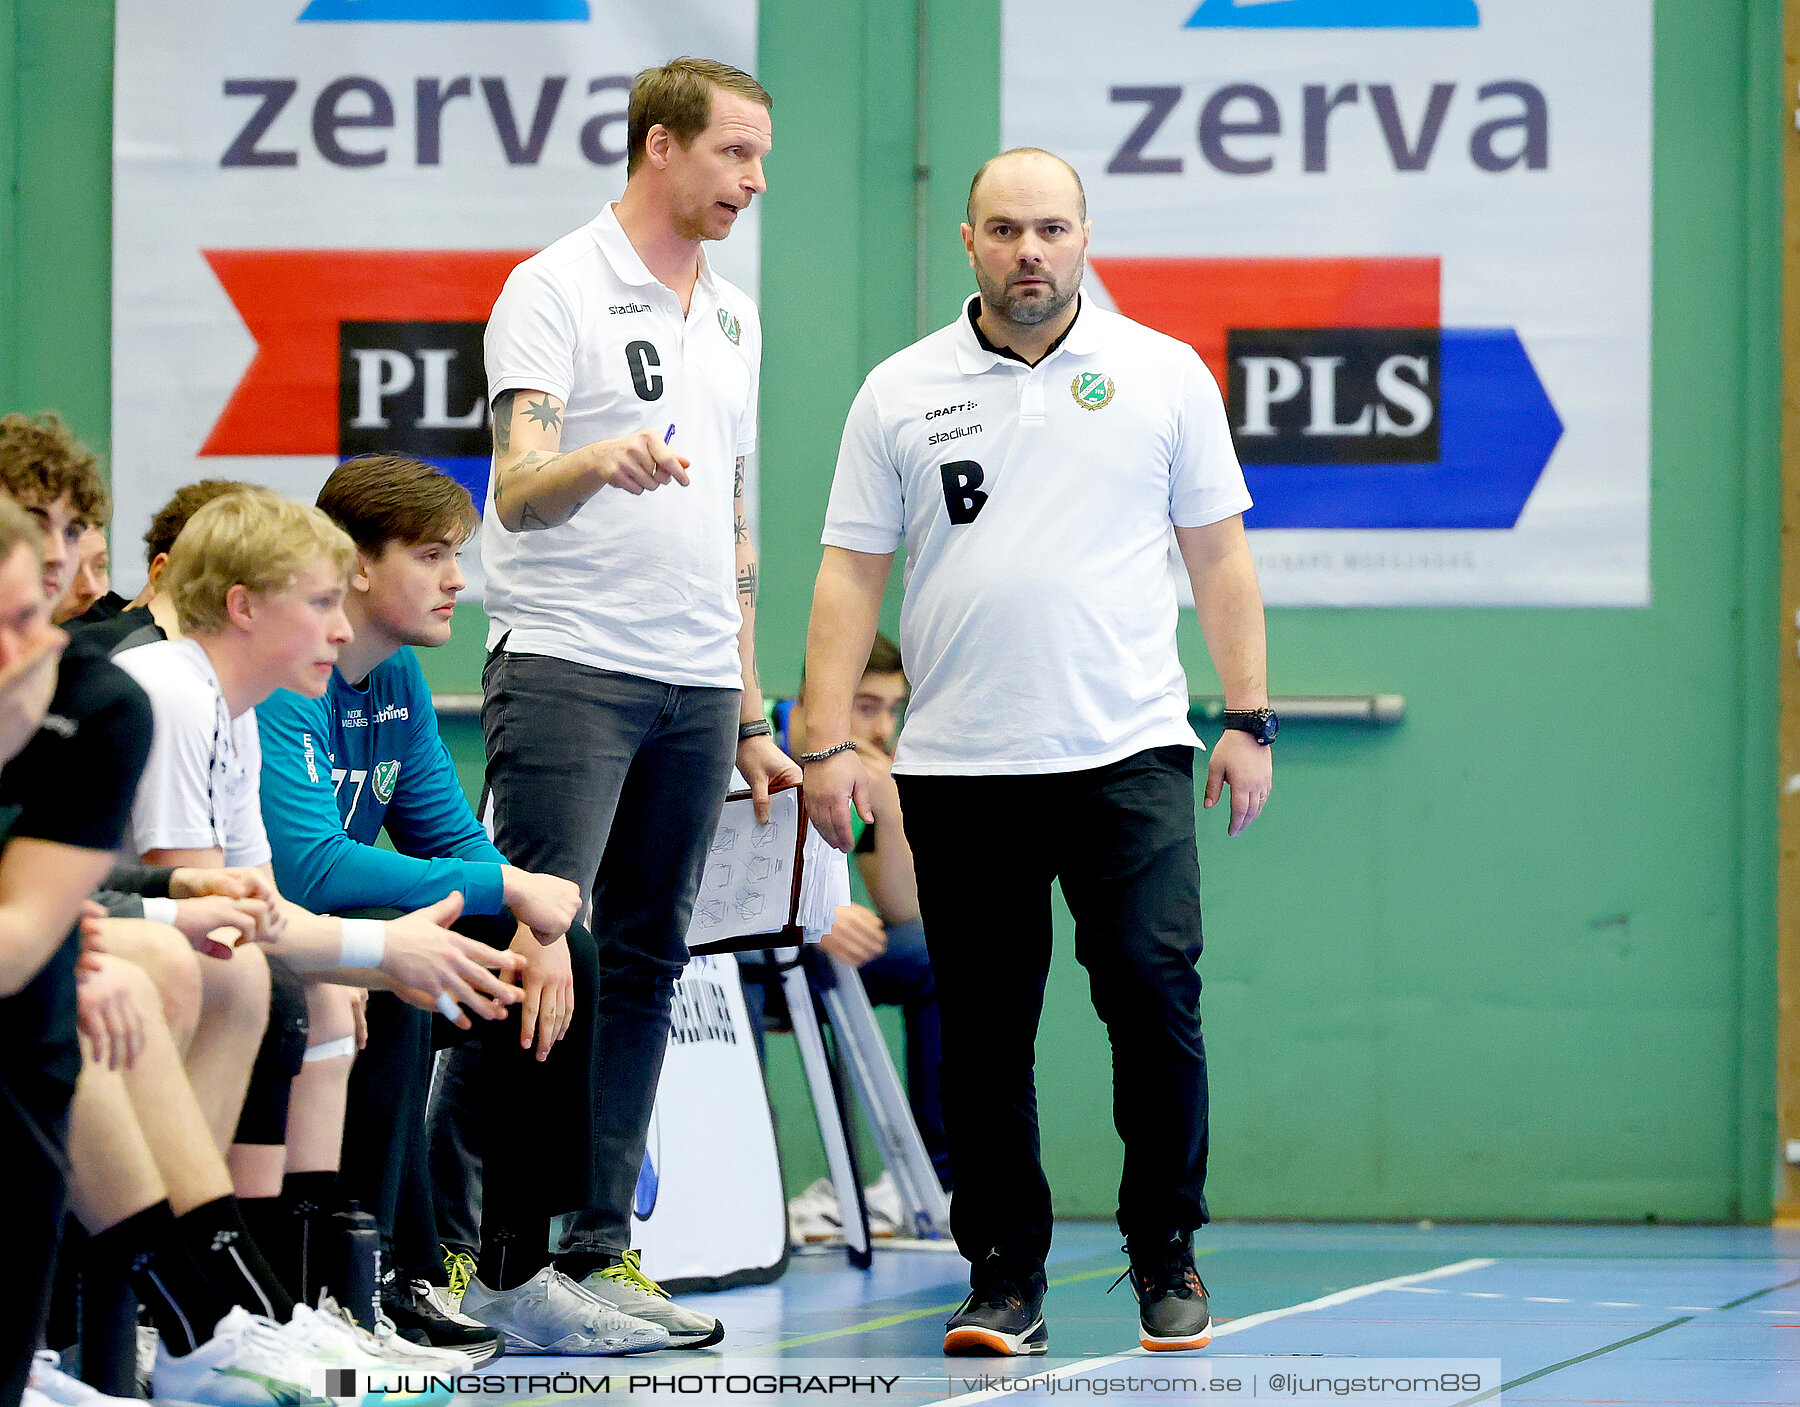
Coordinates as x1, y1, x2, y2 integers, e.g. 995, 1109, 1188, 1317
1116, 1234, 1212, 1351
943, 1270, 1048, 1356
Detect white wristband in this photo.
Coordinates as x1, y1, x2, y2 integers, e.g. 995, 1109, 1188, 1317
338, 918, 386, 969
141, 897, 178, 926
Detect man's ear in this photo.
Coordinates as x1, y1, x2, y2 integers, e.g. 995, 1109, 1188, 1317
353, 551, 375, 594
146, 552, 169, 588
224, 582, 256, 631
646, 123, 672, 170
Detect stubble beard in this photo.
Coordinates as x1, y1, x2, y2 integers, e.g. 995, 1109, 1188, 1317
977, 254, 1084, 330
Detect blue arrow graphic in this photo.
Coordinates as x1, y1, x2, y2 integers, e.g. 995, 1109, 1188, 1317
299, 0, 588, 21
1185, 0, 1478, 27
1241, 328, 1561, 531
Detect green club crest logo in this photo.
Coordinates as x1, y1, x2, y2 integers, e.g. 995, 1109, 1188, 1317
717, 307, 741, 345
372, 760, 400, 804
1071, 372, 1115, 410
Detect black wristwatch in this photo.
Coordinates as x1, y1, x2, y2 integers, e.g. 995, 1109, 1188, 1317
1220, 708, 1279, 746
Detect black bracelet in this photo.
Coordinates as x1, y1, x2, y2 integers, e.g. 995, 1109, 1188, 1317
738, 719, 773, 741
797, 740, 858, 764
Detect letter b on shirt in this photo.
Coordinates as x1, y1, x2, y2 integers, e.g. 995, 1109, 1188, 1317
940, 460, 987, 524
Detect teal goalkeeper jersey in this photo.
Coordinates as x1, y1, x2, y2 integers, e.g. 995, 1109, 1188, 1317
256, 647, 507, 917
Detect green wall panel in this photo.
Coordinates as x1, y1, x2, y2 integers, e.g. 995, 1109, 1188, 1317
1, 0, 1779, 1221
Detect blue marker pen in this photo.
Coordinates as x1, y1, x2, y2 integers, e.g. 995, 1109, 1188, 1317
664, 424, 676, 444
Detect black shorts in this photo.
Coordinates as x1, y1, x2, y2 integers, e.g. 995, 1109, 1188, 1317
233, 954, 310, 1146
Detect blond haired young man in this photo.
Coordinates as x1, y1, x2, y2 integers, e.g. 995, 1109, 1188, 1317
117, 493, 523, 1010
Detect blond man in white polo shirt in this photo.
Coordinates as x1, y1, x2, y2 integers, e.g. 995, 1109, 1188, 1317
804, 149, 1275, 1358
466, 57, 794, 1346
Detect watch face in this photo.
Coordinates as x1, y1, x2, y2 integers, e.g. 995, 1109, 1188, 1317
1262, 712, 1279, 742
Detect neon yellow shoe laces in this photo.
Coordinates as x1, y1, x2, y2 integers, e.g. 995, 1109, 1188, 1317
598, 1249, 670, 1300
444, 1249, 476, 1308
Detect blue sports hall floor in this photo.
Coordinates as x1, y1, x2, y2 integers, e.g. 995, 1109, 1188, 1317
457, 1222, 1800, 1405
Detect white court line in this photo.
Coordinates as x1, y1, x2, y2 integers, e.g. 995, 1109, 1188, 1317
942, 1258, 1496, 1405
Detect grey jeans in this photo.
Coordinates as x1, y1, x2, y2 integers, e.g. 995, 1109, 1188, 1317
470, 647, 739, 1263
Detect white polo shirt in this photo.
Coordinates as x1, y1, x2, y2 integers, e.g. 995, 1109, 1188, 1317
115, 637, 271, 866
822, 295, 1252, 776
480, 204, 760, 690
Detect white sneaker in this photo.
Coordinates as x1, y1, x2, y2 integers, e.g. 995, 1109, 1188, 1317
786, 1177, 843, 1244
864, 1170, 905, 1238
309, 1295, 475, 1374
151, 1305, 329, 1407
459, 1265, 668, 1355
576, 1251, 723, 1349
283, 1304, 453, 1406
28, 1351, 139, 1407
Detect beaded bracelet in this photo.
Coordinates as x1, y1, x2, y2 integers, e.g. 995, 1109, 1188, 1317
797, 740, 859, 764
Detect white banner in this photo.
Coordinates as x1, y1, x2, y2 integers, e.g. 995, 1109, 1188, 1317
1003, 0, 1650, 606
631, 954, 787, 1289
112, 0, 758, 599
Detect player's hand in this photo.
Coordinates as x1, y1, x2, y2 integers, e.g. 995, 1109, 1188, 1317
1204, 729, 1273, 837
819, 903, 886, 968
169, 866, 278, 904
349, 987, 369, 1050
78, 899, 107, 955
0, 621, 65, 766
512, 923, 574, 1062
378, 893, 526, 1027
594, 431, 691, 495
501, 866, 583, 945
738, 733, 802, 824
170, 895, 269, 960
76, 954, 147, 1071
804, 748, 872, 853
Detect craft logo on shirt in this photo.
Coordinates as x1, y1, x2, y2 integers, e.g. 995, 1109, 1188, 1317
717, 307, 741, 345
372, 759, 401, 804
301, 732, 319, 784
1071, 372, 1116, 411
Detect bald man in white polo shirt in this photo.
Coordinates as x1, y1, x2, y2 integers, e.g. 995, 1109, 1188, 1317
461, 57, 796, 1349
803, 148, 1275, 1358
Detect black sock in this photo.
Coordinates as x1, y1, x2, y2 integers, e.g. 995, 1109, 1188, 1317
177, 1195, 296, 1323
88, 1201, 234, 1356
479, 1224, 551, 1292
240, 1172, 338, 1308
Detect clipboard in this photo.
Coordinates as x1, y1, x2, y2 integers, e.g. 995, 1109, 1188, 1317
683, 781, 811, 955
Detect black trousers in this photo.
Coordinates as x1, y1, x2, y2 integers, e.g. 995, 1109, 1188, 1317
338, 912, 600, 1285
896, 745, 1210, 1283
3, 938, 79, 1407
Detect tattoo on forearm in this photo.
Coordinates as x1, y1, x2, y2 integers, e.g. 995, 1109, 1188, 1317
492, 391, 515, 453
733, 458, 750, 543
734, 457, 745, 497
735, 512, 749, 544
523, 396, 562, 431
737, 562, 758, 604
519, 499, 552, 531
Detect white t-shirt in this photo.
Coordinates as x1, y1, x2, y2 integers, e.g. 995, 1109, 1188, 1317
822, 296, 1253, 776
115, 637, 271, 866
481, 203, 760, 689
